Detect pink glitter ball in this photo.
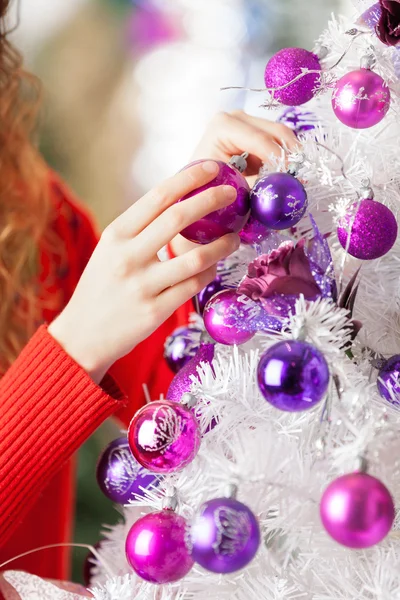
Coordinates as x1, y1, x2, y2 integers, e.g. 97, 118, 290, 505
264, 47, 321, 106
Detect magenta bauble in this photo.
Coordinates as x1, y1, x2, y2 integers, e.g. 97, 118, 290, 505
264, 47, 321, 106
332, 68, 390, 129
320, 472, 395, 548
179, 160, 250, 244
203, 290, 255, 346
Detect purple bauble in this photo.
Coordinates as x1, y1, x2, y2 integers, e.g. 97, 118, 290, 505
128, 400, 201, 473
126, 510, 194, 583
250, 173, 308, 230
277, 106, 319, 137
164, 326, 202, 373
377, 355, 400, 405
193, 275, 225, 315
167, 343, 215, 403
264, 47, 321, 106
179, 160, 250, 244
190, 497, 260, 573
203, 290, 255, 346
337, 199, 397, 260
258, 340, 330, 412
239, 215, 271, 245
320, 472, 395, 548
96, 437, 158, 504
332, 69, 390, 129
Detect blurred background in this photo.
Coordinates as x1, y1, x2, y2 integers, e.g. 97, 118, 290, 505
9, 0, 353, 583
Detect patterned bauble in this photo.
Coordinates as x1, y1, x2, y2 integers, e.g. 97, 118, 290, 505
320, 472, 395, 548
264, 47, 321, 106
128, 400, 201, 473
332, 68, 390, 129
179, 160, 250, 244
277, 106, 319, 137
190, 497, 260, 573
250, 173, 308, 230
203, 290, 256, 346
164, 326, 202, 373
193, 275, 225, 315
96, 437, 158, 504
337, 199, 397, 260
377, 354, 400, 405
126, 510, 194, 583
258, 340, 330, 412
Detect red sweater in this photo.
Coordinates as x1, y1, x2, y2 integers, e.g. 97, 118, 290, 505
0, 174, 191, 581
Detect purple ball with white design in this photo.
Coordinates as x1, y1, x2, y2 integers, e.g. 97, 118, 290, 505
203, 289, 255, 345
258, 340, 330, 412
179, 160, 250, 244
377, 355, 400, 405
193, 275, 225, 315
250, 173, 307, 230
190, 497, 260, 573
332, 69, 390, 129
96, 437, 158, 504
164, 326, 202, 373
277, 106, 319, 137
126, 510, 194, 583
128, 400, 201, 473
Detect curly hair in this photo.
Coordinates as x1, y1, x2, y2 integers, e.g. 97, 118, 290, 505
0, 0, 52, 372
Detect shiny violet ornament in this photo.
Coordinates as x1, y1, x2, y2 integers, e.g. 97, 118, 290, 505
193, 275, 225, 315
179, 160, 250, 244
167, 342, 215, 403
320, 472, 395, 548
332, 68, 390, 129
203, 290, 256, 345
96, 437, 158, 504
264, 47, 321, 106
190, 497, 260, 573
250, 173, 308, 230
126, 510, 194, 583
128, 400, 201, 473
164, 326, 202, 373
258, 340, 330, 412
337, 199, 397, 260
239, 215, 271, 245
377, 354, 400, 405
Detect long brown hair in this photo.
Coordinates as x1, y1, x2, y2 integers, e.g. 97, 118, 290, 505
0, 0, 51, 373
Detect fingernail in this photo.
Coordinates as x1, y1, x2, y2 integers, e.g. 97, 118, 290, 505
202, 160, 219, 174
223, 185, 237, 201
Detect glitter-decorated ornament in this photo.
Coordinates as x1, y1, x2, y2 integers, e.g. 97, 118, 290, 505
250, 173, 308, 230
179, 159, 250, 244
264, 47, 321, 106
377, 354, 400, 405
164, 326, 202, 373
258, 340, 330, 412
128, 400, 201, 473
126, 510, 194, 583
166, 341, 215, 403
320, 472, 395, 548
332, 68, 390, 129
203, 290, 256, 345
96, 437, 158, 504
190, 497, 260, 573
193, 275, 225, 315
337, 199, 397, 260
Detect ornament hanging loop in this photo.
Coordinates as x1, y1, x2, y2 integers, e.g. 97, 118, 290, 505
360, 48, 376, 70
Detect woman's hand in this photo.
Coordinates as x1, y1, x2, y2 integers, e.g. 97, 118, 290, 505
49, 161, 240, 384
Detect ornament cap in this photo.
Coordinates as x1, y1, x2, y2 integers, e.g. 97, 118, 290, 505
287, 152, 306, 176
225, 482, 239, 498
162, 486, 178, 511
356, 455, 369, 473
360, 53, 376, 70
229, 152, 249, 173
314, 43, 329, 60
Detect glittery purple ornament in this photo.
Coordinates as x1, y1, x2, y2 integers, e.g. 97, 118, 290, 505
239, 215, 271, 245
128, 400, 201, 473
277, 106, 319, 137
377, 354, 400, 405
96, 437, 158, 504
258, 340, 330, 412
164, 326, 202, 373
264, 47, 321, 106
203, 290, 256, 345
320, 472, 395, 548
332, 69, 390, 129
250, 173, 308, 230
190, 497, 260, 573
179, 160, 250, 244
337, 199, 397, 260
126, 510, 194, 583
167, 342, 215, 403
193, 276, 225, 315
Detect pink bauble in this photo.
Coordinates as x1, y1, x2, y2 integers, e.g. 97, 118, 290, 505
128, 400, 201, 473
126, 510, 194, 584
203, 290, 255, 346
332, 68, 390, 129
264, 47, 321, 106
320, 472, 395, 548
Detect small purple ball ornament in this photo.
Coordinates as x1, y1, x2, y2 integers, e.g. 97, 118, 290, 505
264, 47, 321, 106
332, 68, 390, 129
203, 290, 256, 345
377, 354, 400, 405
126, 510, 194, 583
193, 275, 225, 315
250, 173, 308, 231
96, 437, 158, 504
164, 326, 202, 373
190, 496, 261, 573
258, 340, 330, 412
179, 158, 250, 244
128, 400, 201, 473
320, 472, 395, 548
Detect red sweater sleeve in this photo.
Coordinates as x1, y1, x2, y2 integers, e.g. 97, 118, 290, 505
0, 325, 125, 546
